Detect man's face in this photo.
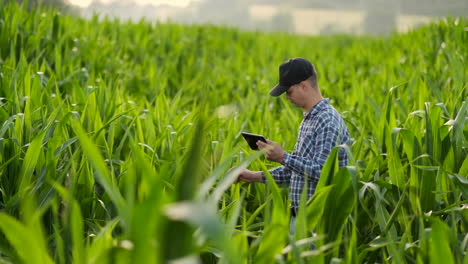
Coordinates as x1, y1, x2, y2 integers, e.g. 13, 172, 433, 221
285, 83, 303, 107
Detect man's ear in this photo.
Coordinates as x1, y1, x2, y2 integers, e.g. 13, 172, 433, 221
300, 80, 308, 91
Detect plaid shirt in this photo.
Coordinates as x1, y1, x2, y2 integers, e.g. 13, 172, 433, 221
265, 98, 350, 211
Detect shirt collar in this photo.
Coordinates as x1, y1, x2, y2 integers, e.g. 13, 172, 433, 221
303, 98, 330, 118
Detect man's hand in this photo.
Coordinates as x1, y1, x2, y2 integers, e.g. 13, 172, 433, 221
234, 168, 263, 183
257, 140, 285, 164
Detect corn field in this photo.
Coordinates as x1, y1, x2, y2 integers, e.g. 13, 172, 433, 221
0, 1, 467, 263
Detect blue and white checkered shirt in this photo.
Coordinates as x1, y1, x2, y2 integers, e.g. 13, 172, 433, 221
265, 98, 350, 211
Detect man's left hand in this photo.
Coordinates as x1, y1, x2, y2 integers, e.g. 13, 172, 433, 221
257, 140, 285, 164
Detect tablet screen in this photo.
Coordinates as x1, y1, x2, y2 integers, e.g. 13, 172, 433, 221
241, 132, 267, 150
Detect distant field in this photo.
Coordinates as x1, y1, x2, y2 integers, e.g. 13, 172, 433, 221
0, 2, 467, 263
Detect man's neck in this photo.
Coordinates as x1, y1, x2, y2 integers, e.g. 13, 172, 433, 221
303, 95, 324, 113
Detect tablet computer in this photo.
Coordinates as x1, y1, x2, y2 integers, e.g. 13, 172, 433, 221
241, 132, 267, 150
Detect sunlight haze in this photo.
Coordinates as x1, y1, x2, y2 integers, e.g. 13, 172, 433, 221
68, 0, 192, 8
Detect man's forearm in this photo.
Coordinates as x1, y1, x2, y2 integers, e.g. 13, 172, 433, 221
253, 171, 264, 182
238, 169, 264, 183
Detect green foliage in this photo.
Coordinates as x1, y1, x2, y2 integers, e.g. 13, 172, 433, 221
0, 1, 467, 263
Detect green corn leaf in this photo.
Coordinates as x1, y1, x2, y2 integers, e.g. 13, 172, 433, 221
452, 101, 467, 171
18, 130, 46, 192
70, 118, 127, 223
0, 213, 54, 264
430, 219, 455, 264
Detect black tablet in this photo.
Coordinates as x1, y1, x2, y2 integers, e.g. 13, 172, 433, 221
241, 132, 267, 150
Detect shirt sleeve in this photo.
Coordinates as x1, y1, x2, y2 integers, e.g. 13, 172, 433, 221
261, 165, 292, 185
282, 119, 341, 181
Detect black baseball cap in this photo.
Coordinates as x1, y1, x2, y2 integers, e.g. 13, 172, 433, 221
270, 58, 316, 96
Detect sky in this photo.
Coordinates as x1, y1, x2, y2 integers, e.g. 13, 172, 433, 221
68, 0, 468, 35
68, 0, 192, 8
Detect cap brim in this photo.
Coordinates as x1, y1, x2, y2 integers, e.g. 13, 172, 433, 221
269, 84, 288, 96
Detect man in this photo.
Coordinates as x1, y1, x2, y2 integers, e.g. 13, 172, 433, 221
236, 57, 350, 235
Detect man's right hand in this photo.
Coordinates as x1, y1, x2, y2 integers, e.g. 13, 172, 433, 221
236, 168, 263, 183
